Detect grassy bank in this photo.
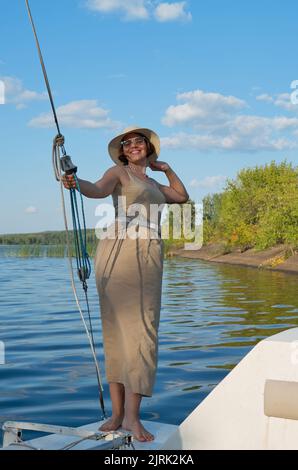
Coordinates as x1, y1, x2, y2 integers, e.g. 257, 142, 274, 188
0, 228, 193, 258
0, 238, 184, 258
0, 244, 98, 258
0, 230, 99, 258
0, 229, 98, 247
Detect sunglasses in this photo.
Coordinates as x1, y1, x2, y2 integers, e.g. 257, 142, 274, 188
121, 136, 147, 148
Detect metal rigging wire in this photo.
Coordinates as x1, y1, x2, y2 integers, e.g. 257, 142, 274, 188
25, 0, 106, 419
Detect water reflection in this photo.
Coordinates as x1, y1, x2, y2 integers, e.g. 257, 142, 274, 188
159, 258, 298, 422
0, 256, 297, 430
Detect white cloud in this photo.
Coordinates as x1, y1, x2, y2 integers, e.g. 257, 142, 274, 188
86, 0, 149, 20
162, 89, 246, 127
154, 2, 192, 22
274, 93, 297, 112
25, 206, 38, 214
85, 0, 192, 22
29, 100, 120, 129
190, 175, 227, 189
161, 89, 298, 152
162, 120, 298, 152
257, 92, 298, 112
256, 94, 274, 103
0, 76, 47, 109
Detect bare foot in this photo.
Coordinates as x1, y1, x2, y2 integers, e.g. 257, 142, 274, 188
99, 415, 123, 432
122, 418, 154, 442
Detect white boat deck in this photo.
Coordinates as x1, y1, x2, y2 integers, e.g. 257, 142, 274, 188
4, 328, 298, 450
1, 420, 178, 451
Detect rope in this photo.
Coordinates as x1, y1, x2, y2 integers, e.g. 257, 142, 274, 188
25, 0, 106, 419
53, 141, 106, 418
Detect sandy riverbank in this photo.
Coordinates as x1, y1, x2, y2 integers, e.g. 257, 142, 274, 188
167, 243, 298, 275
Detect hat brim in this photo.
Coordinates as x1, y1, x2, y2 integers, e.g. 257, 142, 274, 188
108, 126, 160, 166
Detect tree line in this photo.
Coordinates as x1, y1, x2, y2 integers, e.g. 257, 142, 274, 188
2, 161, 297, 255
0, 230, 98, 246
203, 160, 298, 251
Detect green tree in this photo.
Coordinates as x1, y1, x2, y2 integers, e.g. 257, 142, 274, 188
202, 161, 298, 250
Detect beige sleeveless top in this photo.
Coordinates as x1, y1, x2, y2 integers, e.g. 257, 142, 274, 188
111, 167, 166, 233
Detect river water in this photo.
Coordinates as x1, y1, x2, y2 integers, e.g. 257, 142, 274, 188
0, 255, 297, 443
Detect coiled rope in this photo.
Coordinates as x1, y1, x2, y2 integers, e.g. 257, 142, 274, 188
25, 0, 106, 419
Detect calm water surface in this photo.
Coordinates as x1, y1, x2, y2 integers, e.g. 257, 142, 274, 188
0, 255, 298, 442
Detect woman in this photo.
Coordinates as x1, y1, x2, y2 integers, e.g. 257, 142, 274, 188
62, 126, 189, 442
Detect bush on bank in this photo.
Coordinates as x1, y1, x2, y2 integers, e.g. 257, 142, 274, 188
203, 161, 298, 251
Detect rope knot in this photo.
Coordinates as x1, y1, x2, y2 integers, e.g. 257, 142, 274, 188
53, 134, 65, 147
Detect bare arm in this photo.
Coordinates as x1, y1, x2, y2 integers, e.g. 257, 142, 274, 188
62, 167, 120, 199
150, 162, 189, 204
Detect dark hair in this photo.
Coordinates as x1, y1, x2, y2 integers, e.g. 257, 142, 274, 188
118, 134, 156, 165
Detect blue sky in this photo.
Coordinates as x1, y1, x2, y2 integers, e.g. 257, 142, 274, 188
1, 0, 298, 234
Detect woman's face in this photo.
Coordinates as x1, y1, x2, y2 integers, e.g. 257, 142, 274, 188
121, 132, 148, 165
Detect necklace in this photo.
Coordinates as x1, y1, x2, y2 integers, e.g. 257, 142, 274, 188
128, 165, 148, 179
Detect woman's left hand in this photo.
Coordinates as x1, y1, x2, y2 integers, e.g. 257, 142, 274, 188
149, 161, 171, 173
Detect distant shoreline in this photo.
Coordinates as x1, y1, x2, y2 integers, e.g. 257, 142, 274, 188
1, 239, 298, 275
167, 243, 298, 275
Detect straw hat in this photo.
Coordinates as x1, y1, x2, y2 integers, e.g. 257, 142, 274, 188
108, 126, 160, 166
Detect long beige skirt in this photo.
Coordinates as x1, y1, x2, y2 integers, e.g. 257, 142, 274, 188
94, 230, 164, 397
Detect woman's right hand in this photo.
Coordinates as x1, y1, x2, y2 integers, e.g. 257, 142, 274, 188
61, 174, 77, 190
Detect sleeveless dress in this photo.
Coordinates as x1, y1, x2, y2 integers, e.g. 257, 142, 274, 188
94, 167, 166, 397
